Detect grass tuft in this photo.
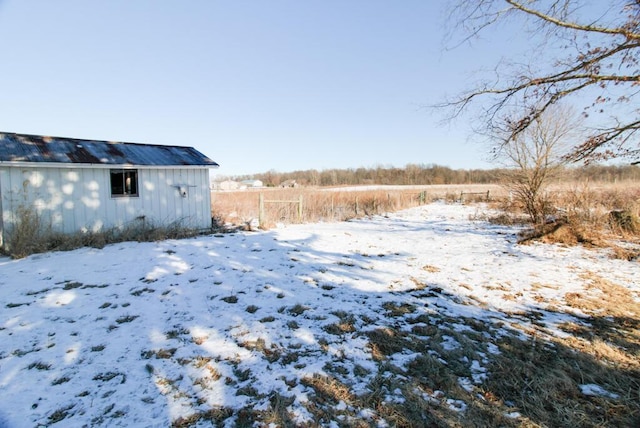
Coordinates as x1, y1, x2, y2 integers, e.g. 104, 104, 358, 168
221, 295, 238, 304
28, 361, 52, 371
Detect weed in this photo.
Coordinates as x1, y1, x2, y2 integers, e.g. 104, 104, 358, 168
353, 365, 371, 377
240, 338, 281, 363
245, 304, 259, 313
365, 327, 413, 361
28, 361, 52, 371
382, 301, 416, 317
131, 287, 155, 296
281, 352, 300, 365
221, 295, 238, 304
52, 376, 71, 385
236, 385, 259, 397
261, 392, 297, 427
48, 405, 75, 424
63, 281, 83, 290
200, 364, 221, 381
190, 335, 207, 345
233, 366, 252, 382
288, 303, 310, 316
115, 315, 139, 324
171, 407, 234, 428
142, 348, 177, 359
5, 302, 29, 308
323, 322, 356, 335
166, 327, 189, 339
302, 374, 354, 405
93, 372, 126, 384
25, 287, 51, 296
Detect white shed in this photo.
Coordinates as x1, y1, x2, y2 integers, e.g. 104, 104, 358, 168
0, 132, 219, 249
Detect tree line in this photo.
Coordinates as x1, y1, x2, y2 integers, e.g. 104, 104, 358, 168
226, 163, 640, 188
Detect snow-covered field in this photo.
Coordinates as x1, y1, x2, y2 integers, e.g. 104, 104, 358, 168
0, 202, 638, 427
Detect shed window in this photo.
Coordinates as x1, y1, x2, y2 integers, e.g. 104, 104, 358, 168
110, 169, 139, 197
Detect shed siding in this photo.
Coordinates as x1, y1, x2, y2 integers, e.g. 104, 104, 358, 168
0, 166, 211, 237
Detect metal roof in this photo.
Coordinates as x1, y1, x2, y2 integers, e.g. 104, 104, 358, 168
0, 132, 219, 167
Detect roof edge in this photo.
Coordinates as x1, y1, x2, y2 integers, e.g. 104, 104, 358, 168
0, 131, 196, 151
0, 161, 219, 170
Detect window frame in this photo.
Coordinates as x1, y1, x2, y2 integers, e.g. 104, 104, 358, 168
110, 169, 139, 198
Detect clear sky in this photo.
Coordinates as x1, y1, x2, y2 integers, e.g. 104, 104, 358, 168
0, 1, 523, 177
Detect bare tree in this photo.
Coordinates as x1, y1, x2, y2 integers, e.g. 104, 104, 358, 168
441, 0, 640, 163
494, 105, 578, 224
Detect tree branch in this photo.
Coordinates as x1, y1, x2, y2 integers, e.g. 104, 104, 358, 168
506, 0, 640, 40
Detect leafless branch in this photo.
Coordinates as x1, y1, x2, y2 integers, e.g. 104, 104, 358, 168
439, 0, 640, 163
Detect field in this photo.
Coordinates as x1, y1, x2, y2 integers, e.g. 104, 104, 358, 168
1, 193, 639, 427
212, 184, 504, 229
212, 181, 640, 236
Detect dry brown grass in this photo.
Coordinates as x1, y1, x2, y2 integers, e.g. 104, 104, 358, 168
519, 220, 608, 247
212, 182, 640, 246
561, 271, 640, 365
212, 188, 422, 229
503, 181, 640, 253
3, 205, 203, 259
211, 185, 501, 229
548, 183, 639, 233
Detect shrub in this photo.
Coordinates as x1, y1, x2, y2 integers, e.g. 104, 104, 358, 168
4, 206, 49, 258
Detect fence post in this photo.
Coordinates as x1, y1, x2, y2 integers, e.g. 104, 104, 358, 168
419, 191, 426, 204
331, 196, 334, 220
298, 195, 303, 222
486, 190, 490, 201
258, 193, 264, 227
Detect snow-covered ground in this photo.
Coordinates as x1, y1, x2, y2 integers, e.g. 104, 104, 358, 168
0, 202, 637, 427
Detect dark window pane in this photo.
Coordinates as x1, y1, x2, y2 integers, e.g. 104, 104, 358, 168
110, 169, 138, 197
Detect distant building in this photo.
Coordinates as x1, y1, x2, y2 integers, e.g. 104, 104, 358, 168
241, 179, 264, 188
0, 132, 218, 249
216, 180, 243, 191
279, 179, 298, 188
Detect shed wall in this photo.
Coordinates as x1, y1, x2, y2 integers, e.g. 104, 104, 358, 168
0, 166, 211, 239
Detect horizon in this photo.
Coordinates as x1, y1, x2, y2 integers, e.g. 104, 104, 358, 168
211, 160, 638, 182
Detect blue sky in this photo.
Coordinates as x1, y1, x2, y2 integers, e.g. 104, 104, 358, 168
0, 1, 524, 177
